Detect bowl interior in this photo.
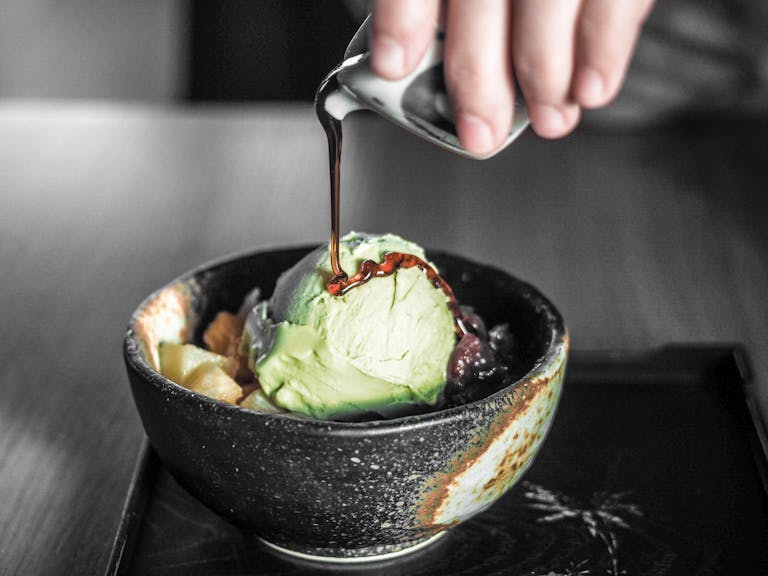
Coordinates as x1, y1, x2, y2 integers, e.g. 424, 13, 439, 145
129, 246, 564, 420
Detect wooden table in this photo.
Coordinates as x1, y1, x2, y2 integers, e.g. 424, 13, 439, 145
1, 102, 766, 575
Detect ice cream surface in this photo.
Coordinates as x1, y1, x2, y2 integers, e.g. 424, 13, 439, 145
245, 232, 457, 420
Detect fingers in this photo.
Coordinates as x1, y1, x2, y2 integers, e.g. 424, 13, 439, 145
512, 0, 582, 139
370, 0, 655, 145
572, 0, 655, 108
371, 0, 441, 79
444, 0, 515, 155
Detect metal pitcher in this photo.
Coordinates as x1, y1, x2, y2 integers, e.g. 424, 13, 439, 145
315, 14, 529, 159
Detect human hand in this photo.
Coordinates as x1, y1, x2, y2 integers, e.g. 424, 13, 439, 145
370, 0, 655, 155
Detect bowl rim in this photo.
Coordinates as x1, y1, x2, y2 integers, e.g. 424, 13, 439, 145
124, 245, 568, 435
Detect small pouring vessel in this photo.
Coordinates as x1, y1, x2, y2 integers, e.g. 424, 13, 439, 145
316, 14, 529, 160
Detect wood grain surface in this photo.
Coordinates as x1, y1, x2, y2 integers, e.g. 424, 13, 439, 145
0, 102, 766, 575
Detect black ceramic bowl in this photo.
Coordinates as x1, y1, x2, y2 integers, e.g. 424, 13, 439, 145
124, 247, 568, 562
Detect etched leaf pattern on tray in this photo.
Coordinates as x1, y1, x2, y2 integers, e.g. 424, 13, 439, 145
523, 482, 643, 576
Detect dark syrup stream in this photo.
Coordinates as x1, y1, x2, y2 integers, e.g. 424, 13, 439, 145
315, 72, 346, 282
315, 72, 468, 336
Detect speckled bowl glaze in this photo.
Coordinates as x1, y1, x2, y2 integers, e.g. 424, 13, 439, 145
124, 247, 568, 562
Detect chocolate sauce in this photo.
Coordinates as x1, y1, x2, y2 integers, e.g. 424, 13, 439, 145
328, 252, 469, 336
314, 72, 347, 283
315, 69, 468, 335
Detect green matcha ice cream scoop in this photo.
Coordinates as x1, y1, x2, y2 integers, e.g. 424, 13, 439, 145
243, 232, 457, 420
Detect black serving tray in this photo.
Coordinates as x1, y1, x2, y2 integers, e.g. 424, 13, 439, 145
106, 346, 768, 576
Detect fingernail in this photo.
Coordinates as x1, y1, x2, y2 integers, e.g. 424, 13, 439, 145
575, 68, 604, 108
458, 113, 496, 155
372, 35, 405, 78
531, 104, 566, 138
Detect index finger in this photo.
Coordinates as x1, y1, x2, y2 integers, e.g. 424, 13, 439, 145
371, 0, 441, 80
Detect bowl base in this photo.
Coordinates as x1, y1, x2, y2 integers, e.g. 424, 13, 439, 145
259, 531, 446, 564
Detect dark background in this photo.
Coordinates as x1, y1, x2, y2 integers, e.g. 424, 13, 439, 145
187, 0, 358, 101
2, 1, 767, 122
